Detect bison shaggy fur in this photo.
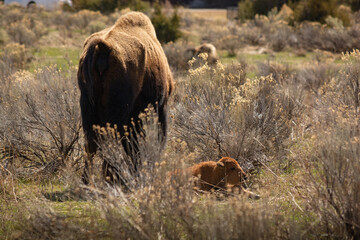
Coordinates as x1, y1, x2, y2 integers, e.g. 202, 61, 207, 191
77, 12, 174, 184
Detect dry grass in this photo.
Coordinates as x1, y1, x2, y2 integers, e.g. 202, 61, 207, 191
179, 9, 227, 21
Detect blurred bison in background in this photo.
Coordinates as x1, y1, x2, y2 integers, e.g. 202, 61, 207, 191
77, 11, 174, 185
188, 43, 219, 66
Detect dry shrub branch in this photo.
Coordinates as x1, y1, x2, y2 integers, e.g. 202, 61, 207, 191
172, 60, 302, 173
0, 66, 82, 178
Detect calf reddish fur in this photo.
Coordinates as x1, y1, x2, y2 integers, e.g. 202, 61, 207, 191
190, 157, 247, 191
78, 12, 174, 184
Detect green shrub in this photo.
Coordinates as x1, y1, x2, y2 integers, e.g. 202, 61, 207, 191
151, 4, 181, 44
294, 0, 337, 23
72, 0, 117, 13
119, 0, 151, 12
238, 0, 255, 22
252, 0, 284, 15
61, 1, 74, 12
344, 0, 360, 11
334, 4, 352, 27
325, 16, 344, 28
72, 0, 150, 13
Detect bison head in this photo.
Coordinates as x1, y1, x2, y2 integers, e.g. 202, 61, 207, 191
216, 157, 247, 186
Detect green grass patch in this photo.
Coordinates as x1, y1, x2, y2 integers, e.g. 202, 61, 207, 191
219, 50, 341, 66
240, 51, 313, 66
0, 179, 105, 239
30, 47, 81, 72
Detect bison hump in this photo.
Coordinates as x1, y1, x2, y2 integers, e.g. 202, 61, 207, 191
114, 12, 157, 40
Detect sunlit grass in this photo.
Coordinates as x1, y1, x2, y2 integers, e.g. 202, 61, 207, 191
30, 47, 80, 71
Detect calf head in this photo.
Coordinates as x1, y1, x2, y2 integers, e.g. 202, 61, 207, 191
216, 157, 247, 186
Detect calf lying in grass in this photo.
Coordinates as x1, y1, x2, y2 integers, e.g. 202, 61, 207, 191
189, 157, 260, 199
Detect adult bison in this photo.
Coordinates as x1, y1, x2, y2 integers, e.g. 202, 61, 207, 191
77, 12, 174, 184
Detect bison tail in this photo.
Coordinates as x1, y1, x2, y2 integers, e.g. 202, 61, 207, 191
82, 40, 111, 104
93, 41, 110, 77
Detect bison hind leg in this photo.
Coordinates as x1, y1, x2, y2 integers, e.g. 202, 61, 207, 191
157, 103, 168, 145
82, 139, 97, 185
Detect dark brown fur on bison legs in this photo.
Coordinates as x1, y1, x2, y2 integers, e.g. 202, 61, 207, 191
78, 12, 174, 185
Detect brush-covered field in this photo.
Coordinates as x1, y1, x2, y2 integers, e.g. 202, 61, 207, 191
1, 3, 360, 239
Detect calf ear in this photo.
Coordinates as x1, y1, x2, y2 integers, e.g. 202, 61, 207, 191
217, 162, 224, 168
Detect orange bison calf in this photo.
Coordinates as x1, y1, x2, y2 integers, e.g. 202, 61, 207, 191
78, 12, 174, 184
190, 157, 260, 199
190, 157, 247, 191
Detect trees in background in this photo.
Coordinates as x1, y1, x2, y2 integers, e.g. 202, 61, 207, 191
71, 0, 118, 13
151, 3, 181, 43
344, 0, 360, 11
238, 0, 356, 25
69, 0, 181, 43
71, 0, 151, 13
293, 0, 337, 23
